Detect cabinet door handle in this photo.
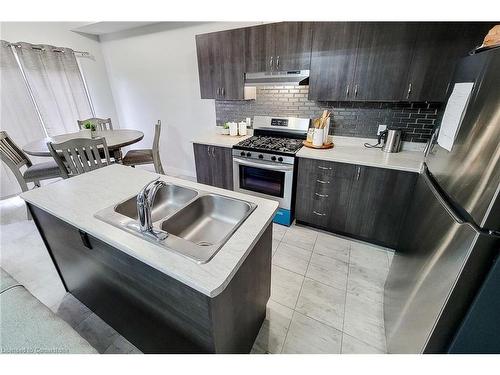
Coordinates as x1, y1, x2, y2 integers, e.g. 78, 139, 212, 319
315, 192, 329, 198
79, 230, 92, 249
346, 84, 350, 97
276, 56, 280, 68
407, 83, 412, 99
313, 210, 326, 216
211, 146, 216, 157
355, 84, 359, 97
316, 179, 330, 184
318, 166, 332, 170
221, 87, 225, 97
356, 166, 361, 180
269, 56, 274, 70
207, 146, 211, 156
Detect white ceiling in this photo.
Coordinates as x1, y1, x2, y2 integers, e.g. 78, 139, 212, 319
71, 22, 159, 36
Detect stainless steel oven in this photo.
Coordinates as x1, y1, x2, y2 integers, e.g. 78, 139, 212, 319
232, 116, 310, 226
232, 152, 294, 210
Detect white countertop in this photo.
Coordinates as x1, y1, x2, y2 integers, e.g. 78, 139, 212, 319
193, 130, 424, 172
20, 165, 278, 297
297, 136, 425, 173
191, 130, 253, 148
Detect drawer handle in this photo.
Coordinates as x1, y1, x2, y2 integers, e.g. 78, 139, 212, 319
316, 179, 330, 184
318, 166, 332, 170
315, 192, 329, 198
313, 210, 326, 216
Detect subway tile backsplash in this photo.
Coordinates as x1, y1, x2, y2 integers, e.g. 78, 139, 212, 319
215, 85, 443, 143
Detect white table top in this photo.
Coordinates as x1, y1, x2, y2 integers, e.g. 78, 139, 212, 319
23, 129, 144, 157
20, 165, 278, 297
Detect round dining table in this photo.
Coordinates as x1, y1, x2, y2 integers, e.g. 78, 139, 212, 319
22, 129, 144, 162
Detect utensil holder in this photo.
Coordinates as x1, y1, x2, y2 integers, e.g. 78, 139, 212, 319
312, 128, 324, 147
323, 118, 330, 144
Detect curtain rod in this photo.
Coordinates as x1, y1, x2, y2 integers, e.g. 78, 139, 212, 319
6, 42, 92, 58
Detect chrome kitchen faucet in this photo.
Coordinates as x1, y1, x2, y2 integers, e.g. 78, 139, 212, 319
137, 178, 169, 241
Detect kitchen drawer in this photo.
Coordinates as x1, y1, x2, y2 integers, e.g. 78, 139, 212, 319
296, 157, 354, 232
299, 157, 356, 180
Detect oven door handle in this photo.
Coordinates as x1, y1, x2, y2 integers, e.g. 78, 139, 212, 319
233, 157, 294, 172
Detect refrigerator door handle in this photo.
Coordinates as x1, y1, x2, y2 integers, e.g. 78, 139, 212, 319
422, 169, 466, 226
423, 167, 500, 239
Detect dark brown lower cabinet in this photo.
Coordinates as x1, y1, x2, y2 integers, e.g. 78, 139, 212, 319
345, 165, 418, 247
29, 204, 271, 353
295, 157, 417, 248
193, 143, 233, 190
295, 157, 355, 232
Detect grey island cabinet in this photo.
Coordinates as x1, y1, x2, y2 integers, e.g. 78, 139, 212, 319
21, 165, 278, 353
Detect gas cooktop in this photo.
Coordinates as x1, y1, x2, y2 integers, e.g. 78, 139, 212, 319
234, 135, 304, 155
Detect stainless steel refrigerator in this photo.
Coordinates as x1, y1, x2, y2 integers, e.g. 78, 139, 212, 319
384, 47, 500, 353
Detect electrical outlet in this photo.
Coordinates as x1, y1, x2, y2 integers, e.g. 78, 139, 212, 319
377, 125, 387, 135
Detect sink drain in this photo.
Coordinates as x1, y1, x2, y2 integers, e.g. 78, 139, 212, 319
197, 241, 213, 246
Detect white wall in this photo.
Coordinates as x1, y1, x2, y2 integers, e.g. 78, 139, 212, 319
99, 22, 261, 177
0, 22, 119, 128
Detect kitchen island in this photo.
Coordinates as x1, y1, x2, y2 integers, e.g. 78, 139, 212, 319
20, 165, 278, 353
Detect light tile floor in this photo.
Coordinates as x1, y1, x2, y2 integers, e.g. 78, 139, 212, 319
254, 222, 393, 354
1, 193, 393, 354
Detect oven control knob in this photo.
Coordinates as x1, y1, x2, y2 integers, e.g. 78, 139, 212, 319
271, 156, 277, 161
246, 152, 252, 157
240, 151, 245, 156
278, 157, 283, 162
258, 154, 263, 159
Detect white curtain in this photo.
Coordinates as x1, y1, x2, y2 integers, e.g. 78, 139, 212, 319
14, 42, 92, 136
0, 40, 46, 198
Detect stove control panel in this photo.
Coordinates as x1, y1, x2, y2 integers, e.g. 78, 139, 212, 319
271, 118, 288, 127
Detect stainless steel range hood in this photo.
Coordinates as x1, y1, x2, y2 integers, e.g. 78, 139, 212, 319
245, 70, 309, 86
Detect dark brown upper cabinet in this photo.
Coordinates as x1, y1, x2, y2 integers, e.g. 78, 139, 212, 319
351, 22, 418, 101
196, 33, 217, 99
405, 22, 493, 102
245, 22, 313, 72
196, 28, 245, 100
197, 22, 492, 102
308, 22, 361, 101
244, 24, 274, 73
309, 22, 418, 101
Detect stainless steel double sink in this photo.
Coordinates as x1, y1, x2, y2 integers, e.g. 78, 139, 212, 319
95, 183, 257, 263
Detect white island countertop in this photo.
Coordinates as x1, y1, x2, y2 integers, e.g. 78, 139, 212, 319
297, 136, 425, 173
20, 165, 278, 297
